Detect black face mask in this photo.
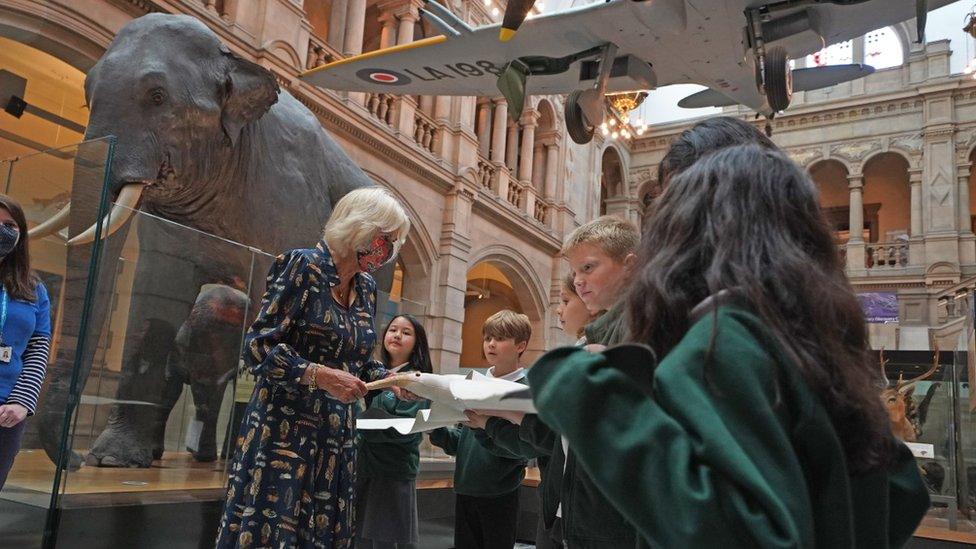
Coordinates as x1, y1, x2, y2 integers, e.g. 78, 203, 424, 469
0, 225, 20, 257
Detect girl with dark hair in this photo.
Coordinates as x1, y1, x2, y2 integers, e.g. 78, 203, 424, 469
0, 195, 52, 489
528, 145, 929, 548
355, 314, 432, 549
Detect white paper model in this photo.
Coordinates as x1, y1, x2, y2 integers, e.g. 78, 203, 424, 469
356, 371, 535, 434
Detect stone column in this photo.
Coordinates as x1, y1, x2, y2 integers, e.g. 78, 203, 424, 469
490, 99, 508, 164
397, 8, 418, 45
518, 111, 538, 182
476, 100, 491, 157
428, 185, 476, 372
327, 0, 348, 49
434, 96, 453, 122
378, 12, 398, 49
846, 174, 866, 273
532, 144, 546, 188
910, 168, 923, 237
418, 95, 434, 115
342, 0, 367, 56
544, 143, 559, 199
505, 123, 519, 171
958, 163, 976, 265
958, 165, 972, 234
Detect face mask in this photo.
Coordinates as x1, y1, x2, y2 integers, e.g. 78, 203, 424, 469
357, 234, 395, 273
0, 225, 20, 257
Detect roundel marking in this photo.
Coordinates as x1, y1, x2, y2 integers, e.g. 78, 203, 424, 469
356, 68, 413, 86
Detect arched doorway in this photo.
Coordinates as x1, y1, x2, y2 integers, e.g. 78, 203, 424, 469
863, 153, 911, 242
863, 152, 911, 268
810, 160, 855, 241
460, 262, 525, 369
600, 147, 626, 218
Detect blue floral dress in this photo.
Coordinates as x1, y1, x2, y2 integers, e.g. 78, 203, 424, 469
216, 240, 387, 549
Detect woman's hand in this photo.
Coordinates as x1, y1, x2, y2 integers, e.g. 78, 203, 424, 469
0, 403, 28, 428
316, 366, 368, 403
584, 343, 607, 354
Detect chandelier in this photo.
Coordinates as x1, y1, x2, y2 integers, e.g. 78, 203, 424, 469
600, 91, 650, 140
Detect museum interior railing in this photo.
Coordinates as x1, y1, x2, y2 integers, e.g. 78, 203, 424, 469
0, 138, 427, 547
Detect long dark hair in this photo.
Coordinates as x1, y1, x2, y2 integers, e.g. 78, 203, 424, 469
629, 144, 893, 474
380, 314, 432, 374
0, 195, 38, 302
657, 116, 776, 186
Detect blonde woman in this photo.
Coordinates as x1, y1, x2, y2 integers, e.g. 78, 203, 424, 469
217, 188, 410, 549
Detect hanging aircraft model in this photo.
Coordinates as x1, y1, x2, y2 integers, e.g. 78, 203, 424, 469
301, 0, 959, 143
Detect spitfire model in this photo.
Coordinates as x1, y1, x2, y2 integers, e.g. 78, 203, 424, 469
301, 0, 958, 143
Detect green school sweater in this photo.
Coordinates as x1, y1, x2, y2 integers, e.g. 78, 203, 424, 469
356, 390, 429, 481
429, 423, 527, 498
529, 306, 930, 549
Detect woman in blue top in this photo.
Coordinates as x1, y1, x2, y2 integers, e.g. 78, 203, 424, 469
0, 195, 52, 489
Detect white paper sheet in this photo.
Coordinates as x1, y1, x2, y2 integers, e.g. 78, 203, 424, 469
355, 372, 535, 434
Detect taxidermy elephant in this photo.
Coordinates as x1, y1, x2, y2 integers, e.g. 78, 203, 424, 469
32, 13, 389, 469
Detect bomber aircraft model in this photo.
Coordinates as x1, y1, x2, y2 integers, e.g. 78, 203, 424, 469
301, 0, 959, 143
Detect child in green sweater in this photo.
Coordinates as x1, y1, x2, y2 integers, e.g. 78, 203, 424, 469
530, 144, 930, 548
429, 310, 531, 549
355, 314, 432, 549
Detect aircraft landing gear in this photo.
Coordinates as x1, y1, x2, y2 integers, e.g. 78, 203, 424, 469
565, 42, 618, 145
747, 8, 793, 115
565, 89, 594, 144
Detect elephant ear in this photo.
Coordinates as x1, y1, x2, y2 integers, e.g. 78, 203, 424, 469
219, 45, 280, 146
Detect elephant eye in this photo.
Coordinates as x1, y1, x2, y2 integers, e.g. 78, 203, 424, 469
148, 88, 167, 106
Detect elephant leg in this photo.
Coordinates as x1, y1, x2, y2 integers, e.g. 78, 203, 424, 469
86, 317, 179, 467
188, 377, 228, 462
150, 364, 186, 460
36, 204, 133, 470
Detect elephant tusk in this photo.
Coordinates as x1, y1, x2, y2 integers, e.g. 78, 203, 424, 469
28, 203, 72, 241
67, 183, 146, 246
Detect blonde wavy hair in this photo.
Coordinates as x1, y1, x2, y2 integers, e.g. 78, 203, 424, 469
323, 187, 410, 256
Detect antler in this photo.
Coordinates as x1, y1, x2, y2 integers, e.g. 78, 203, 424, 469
897, 343, 940, 393
879, 347, 889, 380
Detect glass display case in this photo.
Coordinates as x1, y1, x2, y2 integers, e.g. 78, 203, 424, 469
0, 139, 427, 548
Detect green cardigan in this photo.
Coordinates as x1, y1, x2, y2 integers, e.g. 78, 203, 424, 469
430, 424, 527, 497
528, 306, 930, 548
356, 390, 429, 481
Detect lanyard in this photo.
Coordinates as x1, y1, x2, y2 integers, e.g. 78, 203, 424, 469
0, 288, 7, 345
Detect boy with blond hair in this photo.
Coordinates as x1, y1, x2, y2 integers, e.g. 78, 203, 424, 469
474, 215, 641, 548
429, 310, 531, 549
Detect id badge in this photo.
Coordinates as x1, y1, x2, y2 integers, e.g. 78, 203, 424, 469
0, 346, 11, 363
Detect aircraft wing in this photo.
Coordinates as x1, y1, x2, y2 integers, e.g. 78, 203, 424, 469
299, 0, 687, 95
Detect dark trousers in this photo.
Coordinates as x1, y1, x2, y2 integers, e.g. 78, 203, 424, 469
535, 517, 560, 549
454, 490, 519, 549
0, 420, 27, 490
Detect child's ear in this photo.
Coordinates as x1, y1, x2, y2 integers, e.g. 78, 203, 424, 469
623, 252, 637, 270
516, 340, 528, 356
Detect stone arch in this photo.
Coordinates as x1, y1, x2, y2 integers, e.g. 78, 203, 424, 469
864, 148, 917, 171
533, 97, 562, 135
262, 39, 302, 69
863, 152, 911, 243
0, 3, 111, 72
809, 159, 854, 240
462, 245, 550, 366
466, 245, 548, 322
600, 145, 629, 218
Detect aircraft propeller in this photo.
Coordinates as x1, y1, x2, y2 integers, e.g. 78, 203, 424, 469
500, 0, 536, 41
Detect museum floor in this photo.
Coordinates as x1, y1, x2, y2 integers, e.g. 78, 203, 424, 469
0, 452, 973, 548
